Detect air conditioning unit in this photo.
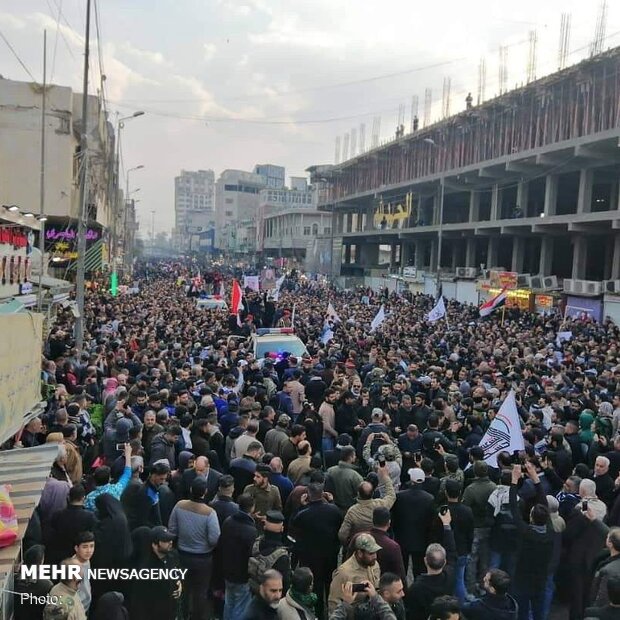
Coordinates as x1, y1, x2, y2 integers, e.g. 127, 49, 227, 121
604, 280, 620, 294
517, 273, 530, 287
529, 275, 543, 290
564, 279, 602, 296
542, 275, 558, 290
456, 267, 467, 278
456, 267, 477, 279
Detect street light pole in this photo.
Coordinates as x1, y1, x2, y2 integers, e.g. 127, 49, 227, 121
75, 0, 91, 351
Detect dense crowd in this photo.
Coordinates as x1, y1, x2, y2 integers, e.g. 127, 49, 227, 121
11, 259, 620, 620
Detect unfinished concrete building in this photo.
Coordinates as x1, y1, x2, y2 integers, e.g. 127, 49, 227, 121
312, 47, 620, 314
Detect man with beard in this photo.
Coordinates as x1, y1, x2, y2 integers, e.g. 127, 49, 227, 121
131, 526, 182, 620
242, 569, 283, 620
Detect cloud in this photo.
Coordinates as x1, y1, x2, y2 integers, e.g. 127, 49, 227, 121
119, 42, 172, 68
203, 43, 217, 62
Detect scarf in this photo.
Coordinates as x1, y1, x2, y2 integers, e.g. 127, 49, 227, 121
488, 485, 511, 517
289, 588, 318, 613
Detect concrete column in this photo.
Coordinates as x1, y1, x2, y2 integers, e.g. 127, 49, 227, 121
346, 212, 353, 233
364, 209, 373, 231
430, 239, 438, 271
414, 241, 425, 269
433, 192, 441, 226
389, 244, 397, 269
344, 245, 352, 265
451, 245, 459, 270
517, 181, 529, 216
487, 237, 499, 268
360, 244, 379, 266
577, 169, 594, 214
572, 237, 588, 279
539, 237, 554, 276
511, 237, 525, 273
401, 243, 411, 268
469, 191, 480, 223
604, 239, 613, 280
490, 185, 501, 221
544, 174, 558, 217
612, 235, 620, 280
465, 238, 476, 268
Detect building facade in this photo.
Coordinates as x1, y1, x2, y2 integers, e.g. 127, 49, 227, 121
254, 164, 285, 189
173, 169, 215, 252
214, 169, 266, 252
314, 48, 620, 314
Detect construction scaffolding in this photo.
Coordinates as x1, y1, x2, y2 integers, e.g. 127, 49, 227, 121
324, 46, 620, 203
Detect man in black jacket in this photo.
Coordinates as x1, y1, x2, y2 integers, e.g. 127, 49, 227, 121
220, 493, 257, 620
509, 463, 553, 620
290, 482, 343, 614
405, 508, 456, 620
123, 461, 170, 530
242, 569, 282, 620
462, 569, 518, 620
46, 483, 96, 565
391, 467, 435, 577
210, 475, 239, 526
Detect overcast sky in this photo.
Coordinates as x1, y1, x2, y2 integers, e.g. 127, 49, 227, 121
1, 0, 619, 233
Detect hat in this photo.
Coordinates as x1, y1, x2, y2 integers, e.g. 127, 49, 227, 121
408, 468, 425, 483
151, 526, 175, 544
353, 533, 382, 553
265, 510, 285, 524
277, 414, 291, 427
345, 360, 356, 369
371, 408, 384, 420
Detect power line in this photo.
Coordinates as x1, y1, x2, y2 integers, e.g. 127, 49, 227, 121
0, 28, 37, 82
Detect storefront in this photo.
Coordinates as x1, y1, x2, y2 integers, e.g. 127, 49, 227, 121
534, 293, 562, 316
478, 283, 534, 312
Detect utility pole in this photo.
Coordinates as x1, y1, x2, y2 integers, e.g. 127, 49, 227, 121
37, 30, 47, 312
75, 0, 91, 351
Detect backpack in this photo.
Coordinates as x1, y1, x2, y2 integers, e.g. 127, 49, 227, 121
247, 537, 289, 593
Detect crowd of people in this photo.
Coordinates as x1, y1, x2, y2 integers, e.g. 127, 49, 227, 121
11, 259, 620, 620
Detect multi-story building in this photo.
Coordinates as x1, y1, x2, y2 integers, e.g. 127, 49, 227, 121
214, 169, 266, 252
254, 164, 285, 189
174, 169, 215, 252
314, 47, 620, 321
0, 78, 114, 273
255, 177, 330, 264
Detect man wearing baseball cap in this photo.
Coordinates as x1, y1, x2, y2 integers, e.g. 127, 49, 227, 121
132, 526, 181, 620
328, 533, 381, 613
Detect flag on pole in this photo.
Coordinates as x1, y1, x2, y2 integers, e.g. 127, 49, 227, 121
272, 275, 285, 301
327, 302, 341, 323
426, 297, 446, 322
479, 287, 508, 318
478, 390, 524, 467
370, 305, 386, 332
230, 279, 243, 315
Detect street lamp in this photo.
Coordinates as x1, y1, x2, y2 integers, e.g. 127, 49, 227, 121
425, 138, 444, 296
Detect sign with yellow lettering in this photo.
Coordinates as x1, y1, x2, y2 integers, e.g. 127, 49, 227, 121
374, 193, 413, 230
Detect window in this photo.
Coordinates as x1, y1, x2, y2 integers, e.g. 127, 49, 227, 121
224, 184, 238, 191
324, 227, 331, 235
225, 198, 233, 204
225, 210, 233, 217
312, 223, 319, 236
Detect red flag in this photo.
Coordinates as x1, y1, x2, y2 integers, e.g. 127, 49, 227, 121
231, 279, 243, 315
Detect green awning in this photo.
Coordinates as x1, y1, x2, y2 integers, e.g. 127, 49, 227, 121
0, 299, 25, 314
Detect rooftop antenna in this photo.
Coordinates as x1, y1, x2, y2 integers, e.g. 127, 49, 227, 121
526, 30, 537, 83
423, 88, 432, 127
442, 77, 451, 118
359, 123, 366, 153
410, 95, 419, 133
371, 116, 381, 148
477, 57, 486, 105
350, 127, 357, 157
558, 13, 571, 69
590, 0, 608, 57
334, 136, 341, 164
342, 132, 350, 161
499, 45, 508, 94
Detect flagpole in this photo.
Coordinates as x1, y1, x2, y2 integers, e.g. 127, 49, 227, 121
501, 304, 506, 326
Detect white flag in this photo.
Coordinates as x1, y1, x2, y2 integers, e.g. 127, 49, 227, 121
426, 297, 446, 322
370, 305, 386, 332
272, 274, 285, 301
556, 331, 572, 347
327, 302, 341, 323
321, 328, 334, 344
479, 390, 524, 468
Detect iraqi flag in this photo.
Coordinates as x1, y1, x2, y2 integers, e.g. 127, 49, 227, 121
479, 287, 507, 318
230, 279, 243, 315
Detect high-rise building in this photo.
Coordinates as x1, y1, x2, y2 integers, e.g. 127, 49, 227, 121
174, 170, 215, 251
253, 164, 285, 189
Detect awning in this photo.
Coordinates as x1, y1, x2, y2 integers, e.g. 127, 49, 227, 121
0, 444, 60, 601
0, 299, 25, 315
36, 275, 74, 293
